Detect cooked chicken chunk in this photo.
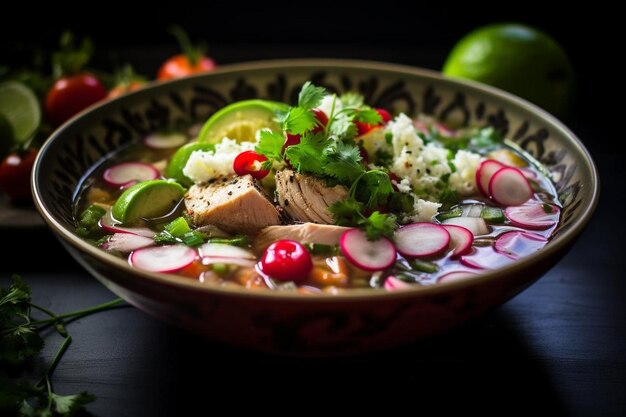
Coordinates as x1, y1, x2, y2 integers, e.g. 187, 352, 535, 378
275, 170, 347, 224
254, 223, 350, 252
184, 175, 280, 234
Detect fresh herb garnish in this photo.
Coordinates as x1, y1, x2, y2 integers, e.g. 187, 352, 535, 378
1, 275, 124, 416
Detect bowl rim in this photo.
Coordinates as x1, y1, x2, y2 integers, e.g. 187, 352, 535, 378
32, 58, 600, 302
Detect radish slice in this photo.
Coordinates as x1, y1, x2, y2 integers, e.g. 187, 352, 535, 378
99, 210, 156, 238
438, 271, 477, 283
130, 244, 196, 273
476, 159, 506, 197
521, 168, 537, 180
494, 231, 548, 259
101, 233, 155, 253
442, 224, 474, 257
102, 162, 159, 187
505, 202, 560, 230
489, 167, 533, 206
198, 243, 255, 259
394, 222, 450, 258
340, 229, 397, 271
460, 248, 515, 270
442, 217, 489, 236
144, 132, 187, 149
202, 257, 256, 268
384, 275, 411, 291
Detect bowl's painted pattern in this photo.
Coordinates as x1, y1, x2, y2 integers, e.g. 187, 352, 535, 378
33, 61, 597, 354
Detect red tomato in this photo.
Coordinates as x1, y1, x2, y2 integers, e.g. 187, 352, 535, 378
260, 240, 313, 282
45, 73, 107, 127
233, 150, 270, 180
0, 149, 37, 201
281, 109, 328, 153
157, 54, 216, 80
107, 81, 144, 99
355, 108, 392, 137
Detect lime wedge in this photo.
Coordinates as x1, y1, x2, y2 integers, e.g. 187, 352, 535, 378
198, 99, 288, 144
112, 180, 185, 224
0, 82, 41, 143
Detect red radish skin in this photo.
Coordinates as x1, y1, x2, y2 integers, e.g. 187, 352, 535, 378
442, 217, 489, 236
394, 223, 450, 258
130, 245, 196, 273
144, 133, 187, 149
460, 247, 516, 270
103, 162, 159, 187
488, 167, 533, 206
99, 210, 156, 238
340, 229, 397, 271
442, 224, 474, 257
384, 276, 411, 291
494, 231, 548, 259
505, 202, 560, 230
438, 271, 477, 283
101, 233, 155, 253
476, 159, 506, 197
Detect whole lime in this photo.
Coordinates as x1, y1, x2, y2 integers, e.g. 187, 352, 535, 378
443, 23, 575, 117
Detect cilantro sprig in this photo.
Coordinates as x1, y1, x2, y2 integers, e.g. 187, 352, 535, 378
1, 275, 124, 416
255, 82, 406, 240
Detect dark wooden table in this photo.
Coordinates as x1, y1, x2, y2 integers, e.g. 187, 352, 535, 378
1, 45, 623, 416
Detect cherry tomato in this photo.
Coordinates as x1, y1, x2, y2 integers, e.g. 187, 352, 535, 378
281, 109, 328, 153
107, 81, 144, 99
0, 149, 37, 201
157, 54, 216, 80
260, 240, 313, 282
355, 108, 392, 137
45, 73, 107, 127
233, 150, 270, 180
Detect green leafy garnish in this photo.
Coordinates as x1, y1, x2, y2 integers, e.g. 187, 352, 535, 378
330, 199, 397, 240
75, 205, 106, 239
1, 275, 123, 416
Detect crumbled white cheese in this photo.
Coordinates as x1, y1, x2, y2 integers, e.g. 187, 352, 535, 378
404, 198, 442, 223
449, 150, 483, 195
183, 138, 255, 183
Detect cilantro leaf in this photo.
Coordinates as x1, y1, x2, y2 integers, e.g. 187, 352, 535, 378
284, 133, 330, 173
298, 81, 326, 110
352, 170, 394, 210
329, 198, 364, 226
256, 129, 284, 163
353, 108, 383, 125
52, 392, 96, 415
323, 141, 365, 183
282, 107, 316, 135
328, 111, 357, 141
363, 211, 397, 240
339, 92, 364, 108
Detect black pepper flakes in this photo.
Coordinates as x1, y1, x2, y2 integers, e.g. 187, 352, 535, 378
284, 199, 289, 206
228, 191, 233, 196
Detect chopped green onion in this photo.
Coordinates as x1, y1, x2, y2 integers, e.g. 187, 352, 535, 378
208, 236, 250, 247
164, 217, 191, 237
481, 206, 505, 223
384, 132, 393, 145
305, 243, 339, 256
76, 205, 107, 238
182, 231, 205, 246
212, 263, 230, 276
408, 259, 439, 273
153, 231, 178, 244
436, 206, 463, 221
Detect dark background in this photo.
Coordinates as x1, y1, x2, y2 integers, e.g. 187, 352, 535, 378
2, 5, 624, 417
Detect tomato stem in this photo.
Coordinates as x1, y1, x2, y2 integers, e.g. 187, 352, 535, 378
168, 25, 205, 67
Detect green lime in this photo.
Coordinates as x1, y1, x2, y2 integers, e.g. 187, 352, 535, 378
165, 142, 216, 186
112, 180, 185, 224
198, 99, 288, 144
0, 113, 13, 156
0, 81, 41, 143
443, 23, 575, 116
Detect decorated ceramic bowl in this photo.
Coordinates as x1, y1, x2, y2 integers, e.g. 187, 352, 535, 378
32, 60, 598, 354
